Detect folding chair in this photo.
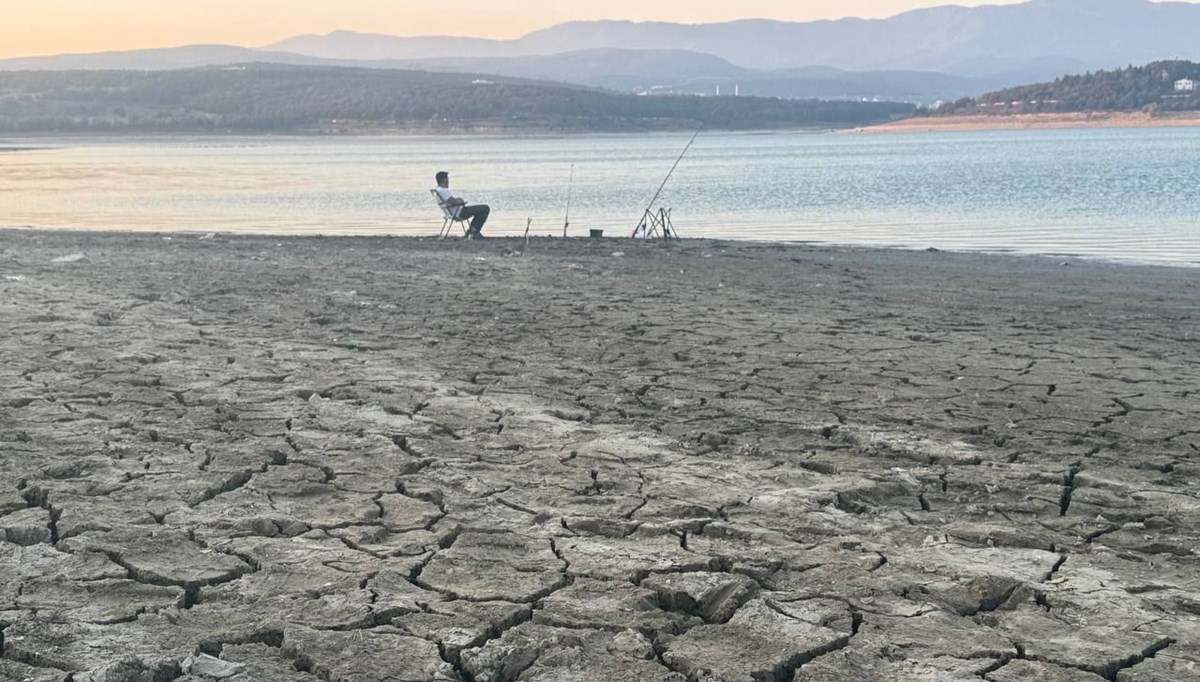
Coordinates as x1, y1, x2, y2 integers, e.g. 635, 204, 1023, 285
431, 189, 471, 239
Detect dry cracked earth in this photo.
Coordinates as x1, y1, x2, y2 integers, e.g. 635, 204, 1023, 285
1, 231, 1198, 682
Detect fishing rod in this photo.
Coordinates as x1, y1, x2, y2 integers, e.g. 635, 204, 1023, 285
637, 124, 703, 227
564, 163, 574, 238
633, 100, 725, 239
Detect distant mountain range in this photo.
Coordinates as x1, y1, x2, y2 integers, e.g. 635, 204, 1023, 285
0, 46, 1001, 104
0, 65, 914, 134
268, 0, 1200, 76
2, 0, 1199, 104
387, 52, 1003, 102
0, 45, 327, 72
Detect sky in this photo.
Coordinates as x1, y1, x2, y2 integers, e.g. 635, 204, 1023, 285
0, 0, 1048, 59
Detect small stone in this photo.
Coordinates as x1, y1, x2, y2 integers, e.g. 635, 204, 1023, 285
181, 653, 246, 678
641, 571, 757, 623
0, 507, 53, 546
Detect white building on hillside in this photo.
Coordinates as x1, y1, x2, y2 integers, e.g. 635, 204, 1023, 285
1176, 78, 1196, 92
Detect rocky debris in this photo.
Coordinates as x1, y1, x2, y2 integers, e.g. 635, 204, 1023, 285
641, 571, 758, 623
659, 598, 852, 681
71, 657, 180, 682
199, 644, 322, 682
180, 653, 246, 678
2, 234, 1200, 678
0, 507, 53, 546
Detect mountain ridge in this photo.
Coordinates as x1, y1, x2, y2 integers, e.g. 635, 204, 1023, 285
266, 0, 1200, 75
0, 63, 914, 134
0, 46, 1002, 103
4, 0, 1198, 105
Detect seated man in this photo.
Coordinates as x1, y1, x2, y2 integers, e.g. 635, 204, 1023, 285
434, 170, 490, 238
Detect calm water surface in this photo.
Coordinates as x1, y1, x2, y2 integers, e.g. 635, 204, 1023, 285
2, 128, 1198, 265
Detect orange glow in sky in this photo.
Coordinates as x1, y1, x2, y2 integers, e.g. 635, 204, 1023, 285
0, 0, 1056, 59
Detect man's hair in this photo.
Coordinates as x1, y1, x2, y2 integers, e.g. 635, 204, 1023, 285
435, 171, 449, 184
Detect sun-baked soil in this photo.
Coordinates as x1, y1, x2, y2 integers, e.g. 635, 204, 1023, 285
1, 231, 1198, 681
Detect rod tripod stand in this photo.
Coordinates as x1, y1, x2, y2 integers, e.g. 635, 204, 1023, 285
632, 124, 702, 241
632, 207, 678, 240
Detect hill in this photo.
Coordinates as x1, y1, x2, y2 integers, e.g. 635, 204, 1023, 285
0, 45, 310, 71
399, 53, 997, 102
0, 64, 914, 134
0, 46, 998, 104
268, 0, 1200, 77
935, 60, 1200, 115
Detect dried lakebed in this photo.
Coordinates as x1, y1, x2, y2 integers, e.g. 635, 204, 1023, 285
1, 231, 1198, 682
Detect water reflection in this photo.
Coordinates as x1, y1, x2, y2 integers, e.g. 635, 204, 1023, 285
1, 129, 1198, 265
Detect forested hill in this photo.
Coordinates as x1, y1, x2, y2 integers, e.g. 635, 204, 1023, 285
0, 64, 913, 133
936, 60, 1200, 115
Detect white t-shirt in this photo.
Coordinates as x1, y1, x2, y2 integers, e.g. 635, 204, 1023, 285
434, 187, 461, 217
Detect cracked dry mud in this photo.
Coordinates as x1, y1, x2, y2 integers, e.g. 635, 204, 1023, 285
1, 231, 1198, 682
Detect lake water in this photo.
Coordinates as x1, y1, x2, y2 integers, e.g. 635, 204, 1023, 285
2, 128, 1198, 266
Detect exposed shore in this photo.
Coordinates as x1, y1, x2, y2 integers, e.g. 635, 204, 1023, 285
2, 231, 1198, 680
860, 111, 1200, 133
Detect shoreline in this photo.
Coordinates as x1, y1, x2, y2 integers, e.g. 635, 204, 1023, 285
3, 226, 1197, 271
0, 124, 845, 140
1, 230, 1197, 678
858, 111, 1200, 133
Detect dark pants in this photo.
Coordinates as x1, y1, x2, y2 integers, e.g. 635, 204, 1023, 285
458, 204, 490, 235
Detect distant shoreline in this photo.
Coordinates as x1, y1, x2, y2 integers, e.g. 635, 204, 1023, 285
0, 124, 845, 139
857, 111, 1200, 133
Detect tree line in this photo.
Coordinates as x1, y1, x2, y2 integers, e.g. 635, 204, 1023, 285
0, 64, 914, 133
932, 60, 1200, 116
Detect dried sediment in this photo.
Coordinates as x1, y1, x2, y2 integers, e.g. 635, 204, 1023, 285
0, 231, 1198, 681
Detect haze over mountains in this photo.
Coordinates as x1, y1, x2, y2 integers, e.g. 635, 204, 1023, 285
2, 0, 1198, 103
269, 0, 1200, 77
